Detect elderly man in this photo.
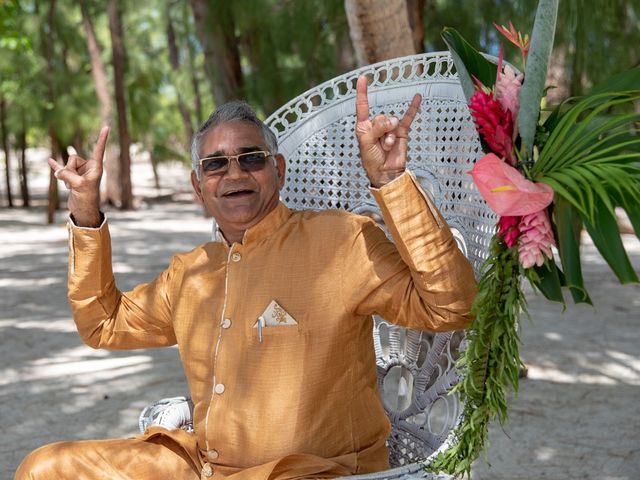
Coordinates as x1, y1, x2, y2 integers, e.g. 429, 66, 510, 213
16, 77, 476, 479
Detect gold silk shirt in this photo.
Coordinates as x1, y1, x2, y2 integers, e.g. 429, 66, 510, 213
66, 171, 477, 478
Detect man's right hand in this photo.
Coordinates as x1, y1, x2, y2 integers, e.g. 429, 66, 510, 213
48, 126, 109, 227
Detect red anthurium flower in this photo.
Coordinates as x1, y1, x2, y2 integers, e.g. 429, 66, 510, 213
469, 153, 554, 216
469, 89, 515, 164
498, 215, 521, 248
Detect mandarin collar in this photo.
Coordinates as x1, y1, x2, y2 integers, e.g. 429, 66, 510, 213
244, 202, 292, 244
216, 202, 292, 247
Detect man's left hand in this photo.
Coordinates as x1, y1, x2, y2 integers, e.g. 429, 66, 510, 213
355, 75, 422, 188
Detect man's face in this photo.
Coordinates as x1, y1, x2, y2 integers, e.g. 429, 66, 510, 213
191, 121, 285, 239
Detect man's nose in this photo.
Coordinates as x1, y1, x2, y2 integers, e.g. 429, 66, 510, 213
224, 157, 249, 178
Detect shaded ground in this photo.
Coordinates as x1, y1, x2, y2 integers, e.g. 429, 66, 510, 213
1, 160, 639, 479
473, 235, 640, 480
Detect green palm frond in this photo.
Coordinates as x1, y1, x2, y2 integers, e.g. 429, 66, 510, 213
532, 91, 640, 223
531, 88, 640, 289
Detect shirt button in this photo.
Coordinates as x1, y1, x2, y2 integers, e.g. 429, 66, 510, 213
207, 449, 219, 460
231, 252, 241, 262
214, 383, 225, 395
202, 463, 214, 477
221, 318, 231, 329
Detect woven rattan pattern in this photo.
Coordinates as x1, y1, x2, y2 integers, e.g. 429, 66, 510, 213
265, 52, 495, 476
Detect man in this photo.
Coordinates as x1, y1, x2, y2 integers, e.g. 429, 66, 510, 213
16, 76, 476, 479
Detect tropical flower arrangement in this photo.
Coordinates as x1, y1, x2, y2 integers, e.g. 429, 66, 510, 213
428, 0, 640, 476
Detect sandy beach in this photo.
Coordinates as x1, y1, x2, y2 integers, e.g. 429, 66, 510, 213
2, 158, 639, 479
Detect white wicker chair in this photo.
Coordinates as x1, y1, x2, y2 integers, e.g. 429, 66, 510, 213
139, 52, 495, 479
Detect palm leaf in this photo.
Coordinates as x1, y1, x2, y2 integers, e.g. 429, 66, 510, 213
535, 93, 640, 172
554, 198, 592, 304
553, 111, 640, 168
532, 88, 640, 224
528, 258, 566, 305
614, 190, 640, 238
579, 198, 639, 284
587, 67, 640, 96
540, 162, 639, 222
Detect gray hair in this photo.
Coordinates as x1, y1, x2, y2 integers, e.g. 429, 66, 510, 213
191, 101, 278, 178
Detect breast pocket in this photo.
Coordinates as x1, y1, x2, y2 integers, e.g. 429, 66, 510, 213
248, 300, 305, 341
249, 318, 304, 345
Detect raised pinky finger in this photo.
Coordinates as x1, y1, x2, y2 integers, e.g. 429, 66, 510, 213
47, 157, 61, 172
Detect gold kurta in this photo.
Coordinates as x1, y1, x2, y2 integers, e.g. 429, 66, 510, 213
18, 171, 476, 480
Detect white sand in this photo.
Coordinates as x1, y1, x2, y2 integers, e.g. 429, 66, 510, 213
2, 156, 639, 479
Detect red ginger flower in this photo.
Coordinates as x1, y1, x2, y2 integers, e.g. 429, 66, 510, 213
518, 210, 556, 268
469, 89, 515, 164
498, 215, 520, 247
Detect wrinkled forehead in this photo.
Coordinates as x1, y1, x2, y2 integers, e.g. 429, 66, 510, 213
200, 121, 269, 157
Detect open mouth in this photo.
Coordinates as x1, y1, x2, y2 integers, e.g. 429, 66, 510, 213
222, 189, 254, 198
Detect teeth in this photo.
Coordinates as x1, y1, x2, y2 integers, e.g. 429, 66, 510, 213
225, 190, 250, 196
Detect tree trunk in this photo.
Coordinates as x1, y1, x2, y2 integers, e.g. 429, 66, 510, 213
80, 0, 117, 206
406, 0, 425, 53
190, 63, 204, 126
183, 2, 203, 124
188, 0, 243, 105
18, 113, 29, 207
545, 46, 569, 106
150, 156, 161, 190
72, 128, 87, 159
344, 0, 417, 66
239, 28, 284, 114
47, 131, 60, 224
336, 27, 357, 73
0, 96, 13, 208
81, 1, 112, 126
108, 0, 133, 210
45, 0, 59, 223
166, 7, 194, 147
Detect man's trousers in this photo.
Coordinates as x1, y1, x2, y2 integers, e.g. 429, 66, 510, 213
15, 427, 354, 480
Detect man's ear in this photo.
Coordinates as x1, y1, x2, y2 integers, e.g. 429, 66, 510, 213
191, 170, 203, 202
274, 153, 286, 189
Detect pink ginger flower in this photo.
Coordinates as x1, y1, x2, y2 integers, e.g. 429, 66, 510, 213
518, 210, 556, 268
498, 215, 520, 247
495, 64, 523, 123
469, 89, 515, 164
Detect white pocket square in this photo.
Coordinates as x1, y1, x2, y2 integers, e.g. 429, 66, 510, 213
253, 300, 298, 328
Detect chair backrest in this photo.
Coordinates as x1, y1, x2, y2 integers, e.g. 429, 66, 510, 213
265, 52, 495, 467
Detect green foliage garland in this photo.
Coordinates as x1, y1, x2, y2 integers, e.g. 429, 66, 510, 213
429, 236, 527, 476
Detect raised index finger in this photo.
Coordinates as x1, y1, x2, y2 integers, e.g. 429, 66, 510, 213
355, 76, 370, 123
92, 126, 110, 165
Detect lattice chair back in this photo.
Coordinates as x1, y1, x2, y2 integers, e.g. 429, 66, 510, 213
265, 52, 495, 471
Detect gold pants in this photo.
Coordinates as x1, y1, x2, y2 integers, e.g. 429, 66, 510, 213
15, 427, 355, 480
15, 428, 200, 480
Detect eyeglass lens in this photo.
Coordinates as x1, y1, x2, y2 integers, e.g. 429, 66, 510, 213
201, 151, 269, 174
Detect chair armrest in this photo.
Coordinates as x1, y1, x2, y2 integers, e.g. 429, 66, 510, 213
138, 396, 194, 434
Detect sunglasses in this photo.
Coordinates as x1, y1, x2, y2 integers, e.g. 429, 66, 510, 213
198, 150, 272, 175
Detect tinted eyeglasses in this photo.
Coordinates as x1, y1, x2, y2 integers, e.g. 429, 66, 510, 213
199, 150, 272, 175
